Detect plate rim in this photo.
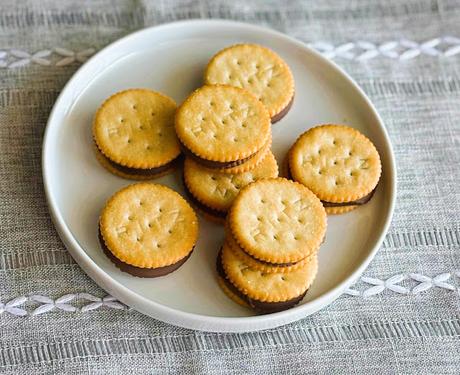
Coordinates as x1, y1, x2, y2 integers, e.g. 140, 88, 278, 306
42, 19, 397, 332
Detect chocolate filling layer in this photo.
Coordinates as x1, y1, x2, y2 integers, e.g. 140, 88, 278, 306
230, 238, 298, 267
98, 229, 192, 278
179, 136, 274, 169
179, 140, 258, 169
321, 189, 376, 207
271, 93, 295, 124
245, 254, 297, 268
96, 143, 182, 176
216, 250, 307, 313
286, 160, 293, 180
233, 236, 324, 268
287, 159, 377, 207
182, 178, 227, 219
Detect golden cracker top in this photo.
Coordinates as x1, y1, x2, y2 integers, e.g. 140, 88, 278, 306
204, 44, 294, 119
221, 242, 318, 302
93, 89, 180, 169
184, 151, 278, 212
229, 178, 327, 264
175, 84, 271, 162
225, 231, 310, 274
289, 124, 382, 202
100, 183, 198, 268
217, 134, 272, 174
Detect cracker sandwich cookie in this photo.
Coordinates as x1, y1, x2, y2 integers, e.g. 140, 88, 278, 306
288, 124, 382, 214
175, 84, 271, 170
224, 224, 311, 274
217, 132, 272, 174
216, 270, 250, 308
183, 151, 279, 221
99, 183, 198, 277
217, 241, 318, 313
204, 44, 295, 123
229, 178, 327, 265
93, 89, 181, 180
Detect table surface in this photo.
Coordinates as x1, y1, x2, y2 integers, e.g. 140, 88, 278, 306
0, 0, 459, 373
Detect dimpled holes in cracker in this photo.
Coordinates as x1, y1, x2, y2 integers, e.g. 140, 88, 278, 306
204, 44, 294, 118
218, 135, 272, 174
222, 242, 318, 302
229, 178, 326, 264
183, 151, 278, 212
175, 85, 271, 162
93, 89, 180, 168
100, 183, 198, 268
226, 233, 310, 274
289, 125, 382, 202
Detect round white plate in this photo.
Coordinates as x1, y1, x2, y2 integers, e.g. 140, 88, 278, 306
43, 20, 396, 332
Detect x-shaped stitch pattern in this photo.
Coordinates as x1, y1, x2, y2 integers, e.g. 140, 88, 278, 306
1, 37, 459, 69
0, 296, 28, 316
0, 47, 95, 68
307, 36, 460, 60
0, 273, 458, 316
345, 273, 457, 297
0, 294, 126, 316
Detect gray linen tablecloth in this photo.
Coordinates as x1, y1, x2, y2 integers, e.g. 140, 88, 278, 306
1, 1, 459, 373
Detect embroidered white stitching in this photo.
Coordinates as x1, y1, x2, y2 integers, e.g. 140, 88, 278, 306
0, 293, 127, 316
345, 272, 457, 297
307, 36, 460, 60
0, 296, 28, 316
0, 36, 459, 69
0, 272, 458, 316
0, 47, 95, 68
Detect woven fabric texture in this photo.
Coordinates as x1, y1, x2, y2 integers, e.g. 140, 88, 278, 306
0, 0, 459, 373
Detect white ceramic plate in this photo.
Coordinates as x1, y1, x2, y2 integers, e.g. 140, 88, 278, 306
42, 20, 396, 332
